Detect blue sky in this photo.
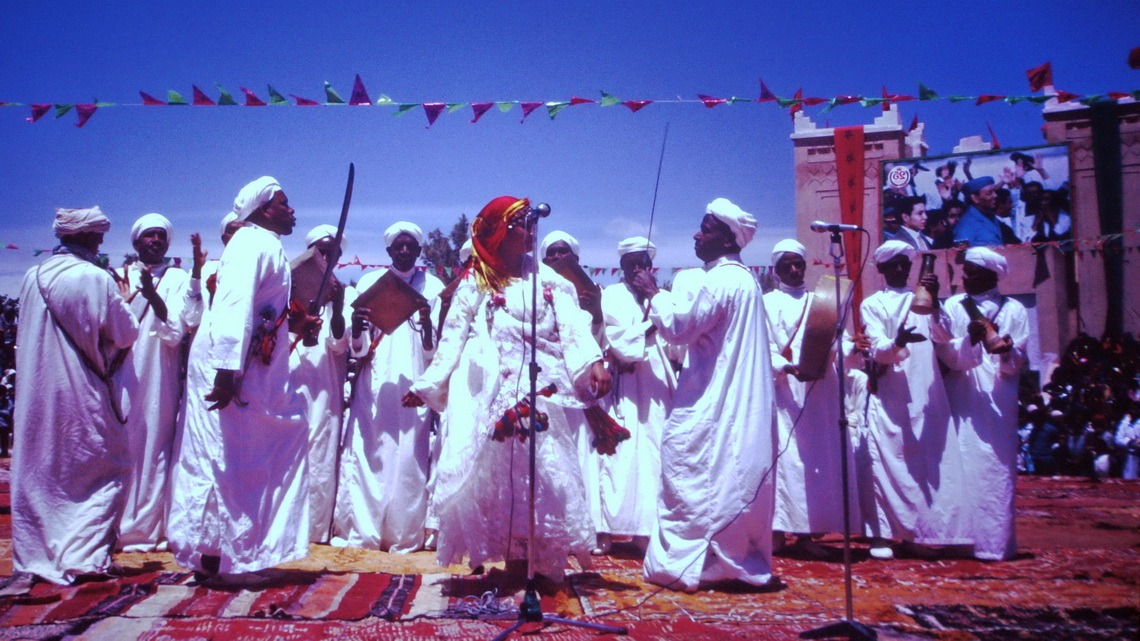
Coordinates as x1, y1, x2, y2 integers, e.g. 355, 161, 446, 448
2, 1, 1137, 295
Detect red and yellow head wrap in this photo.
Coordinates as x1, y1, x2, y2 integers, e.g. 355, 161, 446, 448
469, 196, 529, 293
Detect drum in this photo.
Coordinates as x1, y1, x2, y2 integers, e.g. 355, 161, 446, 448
350, 270, 429, 335
797, 274, 852, 381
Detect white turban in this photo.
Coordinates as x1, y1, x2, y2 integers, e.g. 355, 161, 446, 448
130, 213, 173, 244
964, 246, 1009, 281
540, 230, 580, 258
706, 198, 757, 249
383, 221, 424, 247
53, 206, 111, 238
770, 239, 806, 265
305, 224, 347, 253
219, 212, 240, 238
233, 176, 282, 221
459, 238, 473, 263
873, 240, 917, 265
617, 236, 657, 260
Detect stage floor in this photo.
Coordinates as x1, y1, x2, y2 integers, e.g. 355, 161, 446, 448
0, 464, 1136, 640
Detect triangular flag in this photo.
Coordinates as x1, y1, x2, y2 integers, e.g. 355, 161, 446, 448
803, 97, 827, 106
728, 96, 751, 103
622, 100, 651, 112
324, 81, 345, 104
470, 102, 494, 122
1003, 96, 1026, 105
75, 104, 97, 128
94, 99, 115, 107
698, 95, 727, 108
215, 83, 238, 105
569, 96, 595, 105
1026, 61, 1053, 91
192, 85, 215, 106
859, 98, 886, 107
787, 89, 803, 118
446, 103, 466, 113
881, 86, 891, 112
290, 94, 320, 106
139, 91, 165, 105
54, 104, 73, 118
349, 75, 371, 105
976, 95, 1004, 105
546, 101, 570, 119
33, 249, 46, 256
520, 102, 544, 122
908, 114, 919, 132
376, 94, 394, 105
757, 79, 777, 102
1025, 95, 1051, 105
423, 102, 446, 127
777, 88, 802, 108
1054, 90, 1079, 103
393, 104, 417, 116
821, 98, 842, 114
267, 85, 288, 105
167, 90, 188, 105
986, 122, 1001, 149
600, 92, 621, 106
4, 244, 16, 250
27, 104, 51, 122
918, 83, 939, 100
240, 87, 266, 106
496, 102, 516, 113
947, 95, 973, 103
1108, 91, 1131, 100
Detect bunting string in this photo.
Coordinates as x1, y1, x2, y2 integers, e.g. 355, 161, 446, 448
4, 63, 1137, 128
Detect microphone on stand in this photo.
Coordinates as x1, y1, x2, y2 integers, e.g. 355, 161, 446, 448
527, 203, 551, 221
810, 220, 863, 233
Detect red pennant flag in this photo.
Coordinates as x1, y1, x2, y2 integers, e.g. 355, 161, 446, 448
5, 244, 17, 250
909, 114, 919, 132
520, 102, 544, 122
698, 95, 727, 108
622, 100, 652, 112
789, 88, 803, 119
349, 74, 371, 105
837, 95, 861, 105
1055, 90, 1079, 103
569, 96, 595, 105
881, 86, 890, 112
976, 95, 1004, 105
290, 94, 320, 106
986, 122, 1001, 149
757, 79, 777, 102
139, 91, 165, 105
27, 104, 51, 122
1130, 47, 1140, 69
192, 85, 215, 106
240, 87, 266, 106
1026, 61, 1053, 91
1108, 91, 1131, 100
803, 97, 826, 106
74, 104, 97, 128
470, 102, 494, 123
423, 102, 446, 127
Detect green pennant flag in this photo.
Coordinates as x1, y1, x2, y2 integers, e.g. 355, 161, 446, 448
776, 96, 800, 108
1080, 94, 1105, 105
167, 90, 188, 105
496, 102, 516, 113
918, 83, 939, 100
1132, 90, 1140, 101
728, 96, 750, 103
546, 101, 570, 119
947, 95, 973, 103
821, 97, 842, 113
600, 92, 621, 106
54, 104, 73, 118
324, 81, 345, 104
376, 94, 394, 105
267, 85, 288, 105
446, 103, 466, 113
33, 249, 45, 256
1025, 95, 1051, 105
393, 103, 417, 116
1004, 96, 1026, 105
215, 83, 238, 106
94, 99, 116, 107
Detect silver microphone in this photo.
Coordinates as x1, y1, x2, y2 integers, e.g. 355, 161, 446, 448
810, 220, 863, 232
527, 203, 551, 219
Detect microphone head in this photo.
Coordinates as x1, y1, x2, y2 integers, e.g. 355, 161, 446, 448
533, 203, 551, 218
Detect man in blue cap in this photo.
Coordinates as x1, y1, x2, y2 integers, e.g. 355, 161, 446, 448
952, 176, 1018, 247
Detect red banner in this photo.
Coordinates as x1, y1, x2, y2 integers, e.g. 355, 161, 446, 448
834, 125, 865, 327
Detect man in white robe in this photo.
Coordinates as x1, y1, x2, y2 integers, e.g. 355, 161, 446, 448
764, 239, 860, 559
200, 212, 245, 309
168, 177, 318, 583
630, 198, 776, 592
936, 247, 1029, 561
540, 230, 606, 553
332, 222, 443, 553
599, 237, 676, 551
13, 207, 139, 584
289, 225, 349, 543
860, 240, 970, 559
115, 214, 204, 552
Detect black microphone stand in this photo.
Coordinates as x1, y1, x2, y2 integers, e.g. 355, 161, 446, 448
492, 211, 628, 641
801, 230, 877, 641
